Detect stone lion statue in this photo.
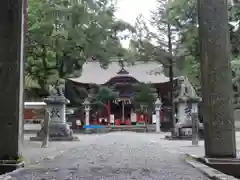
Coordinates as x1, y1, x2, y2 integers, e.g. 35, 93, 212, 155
48, 80, 65, 96
177, 76, 197, 98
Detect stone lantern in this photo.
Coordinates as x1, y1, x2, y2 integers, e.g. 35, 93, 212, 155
155, 98, 162, 132
31, 86, 77, 141
83, 99, 91, 126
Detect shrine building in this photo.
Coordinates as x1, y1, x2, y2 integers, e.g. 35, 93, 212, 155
65, 60, 182, 128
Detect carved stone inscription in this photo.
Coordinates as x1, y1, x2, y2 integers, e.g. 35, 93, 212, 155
198, 0, 236, 157
50, 108, 60, 119
49, 106, 61, 122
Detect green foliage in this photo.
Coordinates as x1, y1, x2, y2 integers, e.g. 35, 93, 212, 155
88, 86, 117, 112
26, 0, 57, 94
67, 84, 117, 112
166, 0, 240, 89
26, 0, 134, 95
0, 155, 24, 163
133, 83, 157, 113
91, 86, 118, 103
231, 56, 240, 107
68, 86, 89, 106
130, 16, 168, 63
25, 75, 40, 90
128, 0, 181, 77
167, 0, 199, 61
182, 55, 200, 92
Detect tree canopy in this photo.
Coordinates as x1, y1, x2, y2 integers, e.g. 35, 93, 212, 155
127, 0, 240, 94
26, 0, 240, 99
166, 0, 240, 91
128, 0, 182, 78
26, 0, 134, 96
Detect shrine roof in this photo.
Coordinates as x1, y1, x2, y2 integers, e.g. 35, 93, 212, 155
68, 60, 180, 84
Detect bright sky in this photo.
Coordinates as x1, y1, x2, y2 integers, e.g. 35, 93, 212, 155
115, 0, 156, 25
115, 0, 157, 48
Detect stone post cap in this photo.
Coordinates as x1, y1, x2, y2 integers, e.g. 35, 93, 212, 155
44, 95, 69, 105
174, 95, 202, 104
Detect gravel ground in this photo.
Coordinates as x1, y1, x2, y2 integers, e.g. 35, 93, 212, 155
22, 134, 83, 165
7, 132, 210, 180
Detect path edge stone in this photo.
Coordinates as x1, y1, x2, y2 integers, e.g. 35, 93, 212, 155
184, 154, 238, 180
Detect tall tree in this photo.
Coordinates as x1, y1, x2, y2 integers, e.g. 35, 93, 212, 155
26, 0, 134, 96
149, 0, 179, 128
129, 14, 174, 71
167, 0, 200, 91
167, 0, 240, 91
26, 0, 57, 95
129, 0, 180, 130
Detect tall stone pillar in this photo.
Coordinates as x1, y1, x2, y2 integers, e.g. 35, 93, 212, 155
198, 0, 236, 158
0, 1, 24, 160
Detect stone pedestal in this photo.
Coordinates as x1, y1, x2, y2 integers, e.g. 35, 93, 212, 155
30, 96, 78, 141
174, 95, 202, 138
177, 102, 187, 124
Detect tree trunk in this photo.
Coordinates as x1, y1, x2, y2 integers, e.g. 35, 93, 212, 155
198, 0, 236, 158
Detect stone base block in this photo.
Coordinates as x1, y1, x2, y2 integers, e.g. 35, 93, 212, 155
165, 135, 192, 140
30, 122, 79, 141
0, 161, 24, 175
198, 157, 240, 178
30, 136, 79, 141
165, 131, 204, 140
165, 125, 204, 140
180, 128, 192, 136
185, 154, 238, 180
84, 128, 110, 134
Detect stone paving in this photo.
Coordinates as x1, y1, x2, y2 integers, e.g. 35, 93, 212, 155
3, 132, 211, 180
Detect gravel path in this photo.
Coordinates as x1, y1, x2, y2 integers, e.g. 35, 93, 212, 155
7, 132, 210, 180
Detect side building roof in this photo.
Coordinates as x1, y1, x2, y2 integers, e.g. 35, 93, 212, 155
68, 61, 180, 85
